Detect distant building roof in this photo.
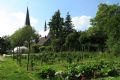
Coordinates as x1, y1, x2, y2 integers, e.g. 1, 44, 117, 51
38, 34, 51, 46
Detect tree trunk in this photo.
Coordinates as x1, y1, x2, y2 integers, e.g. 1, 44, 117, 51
27, 42, 30, 71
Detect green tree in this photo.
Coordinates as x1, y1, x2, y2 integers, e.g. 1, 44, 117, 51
10, 25, 38, 70
0, 36, 11, 54
48, 10, 64, 39
10, 25, 36, 47
87, 26, 107, 51
65, 32, 79, 51
91, 3, 120, 53
79, 31, 90, 51
48, 10, 65, 52
51, 39, 61, 52
64, 12, 74, 37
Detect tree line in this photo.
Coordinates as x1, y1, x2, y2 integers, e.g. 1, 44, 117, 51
48, 3, 120, 53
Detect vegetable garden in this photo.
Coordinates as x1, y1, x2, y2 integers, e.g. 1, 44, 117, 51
11, 52, 120, 80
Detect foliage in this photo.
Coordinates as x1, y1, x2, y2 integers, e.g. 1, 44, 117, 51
0, 36, 11, 54
37, 60, 120, 79
87, 27, 107, 51
39, 67, 55, 79
66, 61, 120, 79
10, 25, 36, 47
39, 46, 45, 51
44, 46, 52, 51
110, 41, 120, 54
31, 44, 40, 53
65, 32, 79, 51
51, 39, 62, 52
91, 3, 120, 53
48, 10, 64, 39
66, 53, 73, 64
64, 12, 75, 38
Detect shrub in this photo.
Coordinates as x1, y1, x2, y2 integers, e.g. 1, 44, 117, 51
45, 46, 52, 51
51, 39, 61, 52
47, 68, 56, 79
67, 64, 80, 80
66, 55, 73, 64
111, 42, 120, 54
39, 46, 45, 51
31, 44, 40, 53
39, 70, 47, 79
39, 68, 55, 79
66, 61, 120, 79
108, 69, 119, 77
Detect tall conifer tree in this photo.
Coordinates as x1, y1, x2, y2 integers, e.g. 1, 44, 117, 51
48, 10, 64, 39
64, 12, 74, 37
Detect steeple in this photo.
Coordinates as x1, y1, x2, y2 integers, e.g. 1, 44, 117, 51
25, 7, 31, 26
44, 20, 47, 31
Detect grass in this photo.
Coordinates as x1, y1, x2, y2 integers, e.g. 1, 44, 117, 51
0, 58, 33, 80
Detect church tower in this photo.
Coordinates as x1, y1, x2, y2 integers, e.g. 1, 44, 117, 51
44, 20, 47, 38
44, 20, 47, 32
25, 7, 31, 26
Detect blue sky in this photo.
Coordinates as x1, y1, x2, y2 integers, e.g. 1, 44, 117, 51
0, 0, 119, 37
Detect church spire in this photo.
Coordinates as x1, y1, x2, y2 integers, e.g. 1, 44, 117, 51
25, 7, 31, 26
44, 20, 47, 31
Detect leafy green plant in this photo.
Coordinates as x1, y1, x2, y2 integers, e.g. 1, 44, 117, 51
31, 44, 40, 53
67, 64, 79, 80
66, 55, 73, 64
39, 68, 55, 79
39, 46, 45, 52
65, 60, 120, 79
108, 69, 119, 77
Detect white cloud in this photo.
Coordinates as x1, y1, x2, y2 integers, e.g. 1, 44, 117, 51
12, 12, 38, 27
39, 29, 49, 37
72, 16, 91, 31
0, 8, 38, 37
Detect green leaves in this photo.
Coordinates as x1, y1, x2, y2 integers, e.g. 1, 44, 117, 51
10, 25, 36, 47
0, 36, 11, 54
64, 12, 74, 37
91, 3, 120, 53
39, 68, 55, 79
66, 61, 120, 79
49, 10, 64, 39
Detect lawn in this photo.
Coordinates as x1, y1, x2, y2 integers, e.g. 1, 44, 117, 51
0, 58, 33, 80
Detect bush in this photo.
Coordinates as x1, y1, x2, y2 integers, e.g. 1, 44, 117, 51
66, 54, 73, 64
32, 44, 40, 53
108, 69, 119, 77
38, 60, 120, 79
47, 68, 56, 79
39, 70, 47, 79
51, 39, 61, 52
39, 68, 55, 79
67, 66, 79, 80
39, 46, 45, 51
111, 42, 120, 54
66, 61, 120, 79
45, 46, 52, 51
